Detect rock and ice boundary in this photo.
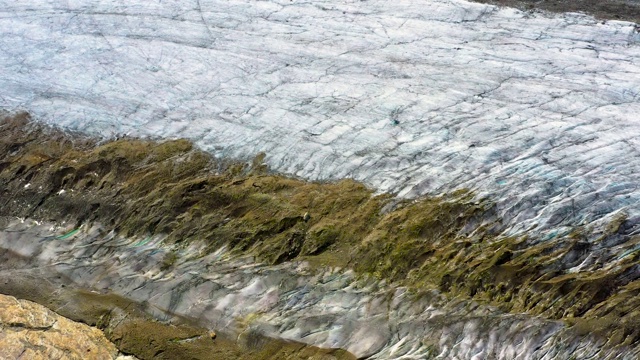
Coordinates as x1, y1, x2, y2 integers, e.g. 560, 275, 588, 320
1, 0, 640, 241
1, 115, 640, 359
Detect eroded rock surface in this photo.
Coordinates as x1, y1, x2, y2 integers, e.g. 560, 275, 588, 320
0, 294, 130, 360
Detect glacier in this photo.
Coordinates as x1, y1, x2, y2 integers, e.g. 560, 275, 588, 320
2, 1, 640, 358
1, 0, 640, 241
2, 219, 637, 359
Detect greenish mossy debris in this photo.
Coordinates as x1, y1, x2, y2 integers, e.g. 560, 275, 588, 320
108, 317, 354, 360
2, 112, 640, 346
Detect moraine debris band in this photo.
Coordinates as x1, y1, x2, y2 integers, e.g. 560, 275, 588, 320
1, 113, 640, 359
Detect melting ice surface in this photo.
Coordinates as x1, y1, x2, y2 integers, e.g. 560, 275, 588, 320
1, 0, 640, 239
1, 220, 637, 359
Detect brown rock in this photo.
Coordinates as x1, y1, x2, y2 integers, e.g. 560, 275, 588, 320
0, 294, 123, 360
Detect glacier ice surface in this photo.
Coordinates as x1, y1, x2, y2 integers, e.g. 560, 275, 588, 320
1, 0, 640, 239
1, 220, 638, 359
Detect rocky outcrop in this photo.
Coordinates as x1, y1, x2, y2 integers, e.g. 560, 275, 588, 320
0, 294, 131, 360
474, 0, 640, 24
0, 278, 352, 360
